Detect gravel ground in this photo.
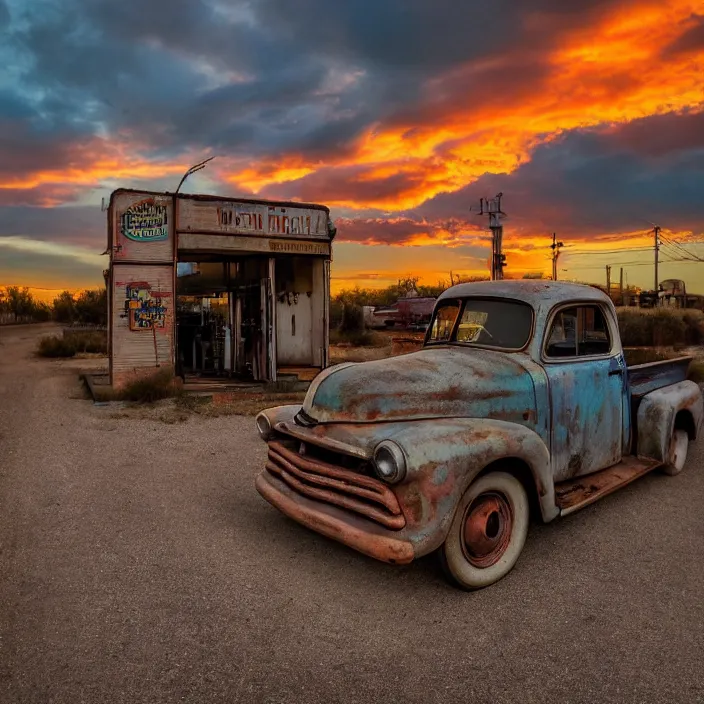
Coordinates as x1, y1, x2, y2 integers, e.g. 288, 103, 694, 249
1, 323, 703, 703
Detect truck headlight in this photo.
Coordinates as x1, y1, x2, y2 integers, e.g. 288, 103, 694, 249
255, 413, 272, 441
373, 441, 407, 484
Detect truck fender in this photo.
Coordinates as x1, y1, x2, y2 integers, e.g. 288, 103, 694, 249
636, 380, 703, 462
387, 419, 558, 558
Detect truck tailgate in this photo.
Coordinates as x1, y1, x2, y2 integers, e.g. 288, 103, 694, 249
628, 356, 692, 398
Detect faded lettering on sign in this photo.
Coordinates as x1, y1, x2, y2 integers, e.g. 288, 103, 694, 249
267, 206, 326, 236
216, 208, 263, 232
268, 241, 328, 255
125, 282, 169, 330
121, 199, 169, 242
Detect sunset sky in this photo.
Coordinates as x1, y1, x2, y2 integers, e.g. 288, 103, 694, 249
1, 0, 703, 300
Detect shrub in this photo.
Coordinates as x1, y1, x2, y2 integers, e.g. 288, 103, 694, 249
688, 361, 704, 384
339, 304, 364, 334
330, 328, 387, 347
37, 336, 76, 358
623, 348, 672, 366
616, 309, 654, 347
650, 309, 686, 347
119, 368, 178, 403
74, 289, 107, 326
65, 331, 107, 354
681, 311, 704, 345
616, 307, 703, 348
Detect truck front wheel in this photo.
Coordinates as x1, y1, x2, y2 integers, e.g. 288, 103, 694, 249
662, 429, 689, 476
441, 472, 529, 590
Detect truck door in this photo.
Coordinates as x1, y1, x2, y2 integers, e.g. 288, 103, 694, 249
543, 304, 625, 481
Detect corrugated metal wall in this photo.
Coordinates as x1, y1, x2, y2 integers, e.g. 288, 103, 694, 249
112, 265, 174, 384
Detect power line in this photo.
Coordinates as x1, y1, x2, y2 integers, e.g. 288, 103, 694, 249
565, 247, 654, 255
659, 233, 704, 262
565, 256, 696, 271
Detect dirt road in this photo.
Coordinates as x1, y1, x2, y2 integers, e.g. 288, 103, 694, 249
1, 324, 703, 703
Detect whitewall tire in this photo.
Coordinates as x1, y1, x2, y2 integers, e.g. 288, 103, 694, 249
441, 472, 529, 590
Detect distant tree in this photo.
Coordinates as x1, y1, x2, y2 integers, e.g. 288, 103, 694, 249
452, 275, 490, 284
32, 302, 52, 321
0, 287, 68, 324
74, 289, 107, 326
397, 276, 421, 296
5, 286, 35, 321
52, 291, 76, 324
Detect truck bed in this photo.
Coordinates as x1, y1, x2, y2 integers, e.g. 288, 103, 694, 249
628, 356, 692, 399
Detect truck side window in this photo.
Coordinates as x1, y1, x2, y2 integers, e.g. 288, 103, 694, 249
546, 305, 611, 358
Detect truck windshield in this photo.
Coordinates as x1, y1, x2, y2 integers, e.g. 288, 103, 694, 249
426, 298, 533, 350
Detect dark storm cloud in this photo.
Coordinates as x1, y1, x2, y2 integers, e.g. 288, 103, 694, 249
335, 216, 485, 246
662, 13, 704, 58
4, 0, 632, 166
604, 110, 704, 158
0, 206, 105, 248
415, 110, 704, 238
0, 246, 105, 288
255, 0, 625, 71
0, 118, 88, 180
262, 164, 426, 205
0, 0, 9, 30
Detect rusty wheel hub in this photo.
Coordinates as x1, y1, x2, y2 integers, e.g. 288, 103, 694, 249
462, 492, 512, 568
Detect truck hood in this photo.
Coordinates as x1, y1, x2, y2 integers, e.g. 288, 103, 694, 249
302, 346, 537, 426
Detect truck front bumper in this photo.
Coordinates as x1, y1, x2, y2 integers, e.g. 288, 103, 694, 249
255, 470, 415, 565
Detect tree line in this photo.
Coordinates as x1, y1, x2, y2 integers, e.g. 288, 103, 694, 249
0, 287, 107, 326
329, 273, 553, 327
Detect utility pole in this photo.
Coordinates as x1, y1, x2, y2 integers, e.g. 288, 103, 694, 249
653, 225, 660, 292
478, 193, 506, 280
550, 233, 564, 281
619, 267, 624, 306
606, 265, 612, 300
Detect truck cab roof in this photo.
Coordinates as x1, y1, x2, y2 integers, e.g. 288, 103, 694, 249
438, 280, 611, 309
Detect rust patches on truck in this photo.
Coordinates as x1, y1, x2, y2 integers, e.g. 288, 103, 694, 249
254, 280, 702, 582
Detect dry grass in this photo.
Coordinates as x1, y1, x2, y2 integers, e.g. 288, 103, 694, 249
107, 390, 307, 424
616, 307, 704, 347
119, 368, 180, 403
330, 344, 393, 363
37, 335, 78, 357
689, 361, 704, 384
37, 331, 107, 358
329, 329, 389, 347
177, 392, 306, 417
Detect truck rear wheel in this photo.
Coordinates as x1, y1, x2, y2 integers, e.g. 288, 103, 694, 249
662, 429, 689, 476
441, 472, 529, 590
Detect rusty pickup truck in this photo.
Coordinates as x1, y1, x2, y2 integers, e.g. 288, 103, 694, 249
255, 281, 703, 589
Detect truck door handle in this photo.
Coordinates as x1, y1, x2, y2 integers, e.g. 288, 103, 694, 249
608, 368, 623, 376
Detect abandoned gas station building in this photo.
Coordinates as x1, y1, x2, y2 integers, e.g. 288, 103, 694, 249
106, 189, 335, 389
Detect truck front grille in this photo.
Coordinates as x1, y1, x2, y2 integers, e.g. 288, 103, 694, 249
265, 441, 406, 530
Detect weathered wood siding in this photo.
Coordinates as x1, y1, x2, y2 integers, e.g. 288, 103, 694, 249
111, 264, 174, 386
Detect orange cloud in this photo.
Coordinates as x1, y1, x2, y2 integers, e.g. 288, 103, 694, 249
223, 0, 703, 211
0, 133, 192, 202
